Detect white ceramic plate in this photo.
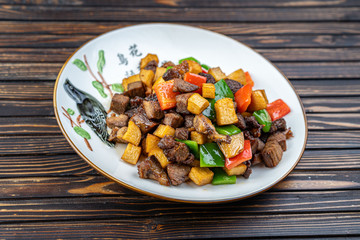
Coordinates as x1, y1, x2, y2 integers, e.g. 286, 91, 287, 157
54, 23, 307, 203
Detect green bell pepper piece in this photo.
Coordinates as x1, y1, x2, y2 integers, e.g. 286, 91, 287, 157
201, 64, 210, 70
176, 139, 200, 159
211, 168, 236, 185
202, 98, 216, 120
179, 57, 200, 64
214, 79, 234, 101
200, 142, 225, 167
166, 66, 173, 71
253, 109, 272, 133
215, 125, 241, 136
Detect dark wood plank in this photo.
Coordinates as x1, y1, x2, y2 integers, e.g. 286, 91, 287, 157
0, 190, 357, 224
1, 6, 360, 22
1, 62, 360, 80
0, 170, 359, 199
3, 0, 360, 7
305, 130, 360, 149
301, 97, 360, 113
2, 22, 360, 35
0, 82, 54, 100
0, 100, 54, 116
3, 47, 360, 63
307, 113, 360, 130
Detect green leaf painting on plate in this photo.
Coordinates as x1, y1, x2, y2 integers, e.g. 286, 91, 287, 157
73, 126, 91, 140
92, 81, 107, 98
97, 50, 105, 74
67, 108, 75, 115
111, 83, 124, 93
73, 59, 87, 71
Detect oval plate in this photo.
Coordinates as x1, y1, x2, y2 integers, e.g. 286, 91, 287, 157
54, 23, 307, 203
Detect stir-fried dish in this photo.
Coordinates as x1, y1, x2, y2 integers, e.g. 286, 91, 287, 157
106, 54, 293, 186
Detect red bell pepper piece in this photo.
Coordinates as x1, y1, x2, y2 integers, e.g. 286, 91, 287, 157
245, 71, 254, 87
225, 140, 252, 170
184, 72, 207, 94
234, 84, 252, 113
154, 80, 180, 110
266, 99, 291, 121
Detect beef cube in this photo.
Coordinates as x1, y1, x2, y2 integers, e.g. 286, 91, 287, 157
234, 113, 247, 130
173, 60, 189, 76
158, 135, 177, 149
245, 116, 262, 129
261, 140, 283, 168
176, 93, 193, 114
270, 118, 287, 133
225, 79, 243, 95
184, 115, 195, 128
130, 113, 158, 134
110, 94, 129, 114
145, 93, 158, 101
251, 153, 263, 166
175, 128, 189, 140
243, 167, 252, 179
199, 72, 216, 84
243, 130, 255, 141
143, 100, 164, 120
267, 132, 287, 151
251, 127, 262, 138
125, 81, 145, 98
163, 68, 181, 81
161, 61, 175, 68
144, 60, 158, 73
173, 78, 199, 93
250, 138, 265, 155
163, 113, 184, 128
130, 96, 143, 109
137, 155, 170, 186
164, 142, 190, 164
166, 163, 191, 186
106, 114, 129, 129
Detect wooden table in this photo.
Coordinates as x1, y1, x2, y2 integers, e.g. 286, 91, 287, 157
1, 1, 360, 239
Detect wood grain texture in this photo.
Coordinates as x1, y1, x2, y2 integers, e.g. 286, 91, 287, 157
3, 47, 360, 62
1, 62, 360, 80
1, 5, 360, 22
3, 0, 360, 7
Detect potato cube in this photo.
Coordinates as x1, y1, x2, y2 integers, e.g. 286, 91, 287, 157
223, 164, 247, 176
219, 132, 244, 158
149, 147, 169, 168
122, 121, 141, 146
121, 143, 142, 165
152, 77, 165, 90
144, 133, 161, 154
227, 68, 246, 85
191, 131, 207, 145
154, 67, 167, 82
186, 60, 202, 74
247, 89, 268, 112
153, 124, 175, 138
202, 83, 215, 99
215, 98, 238, 125
140, 69, 155, 88
122, 74, 140, 91
187, 93, 209, 115
208, 67, 227, 82
140, 53, 159, 69
189, 167, 214, 186
116, 126, 128, 144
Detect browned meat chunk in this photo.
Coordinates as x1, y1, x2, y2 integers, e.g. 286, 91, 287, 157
158, 135, 177, 149
184, 115, 195, 128
234, 113, 247, 130
250, 138, 265, 155
164, 142, 190, 164
283, 128, 294, 139
163, 113, 184, 128
125, 81, 145, 98
163, 68, 181, 81
173, 78, 199, 93
243, 130, 255, 141
270, 118, 287, 133
251, 153, 263, 166
176, 93, 193, 114
251, 127, 262, 138
143, 100, 164, 120
144, 60, 158, 73
110, 94, 129, 114
145, 93, 158, 101
130, 113, 158, 134
244, 116, 263, 138
130, 96, 143, 109
243, 167, 252, 179
261, 140, 283, 168
137, 155, 170, 186
166, 163, 191, 186
225, 79, 243, 95
199, 72, 216, 84
161, 61, 175, 68
267, 132, 287, 151
106, 114, 129, 129
193, 114, 231, 143
108, 127, 119, 142
173, 60, 189, 76
245, 116, 262, 129
175, 128, 189, 140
